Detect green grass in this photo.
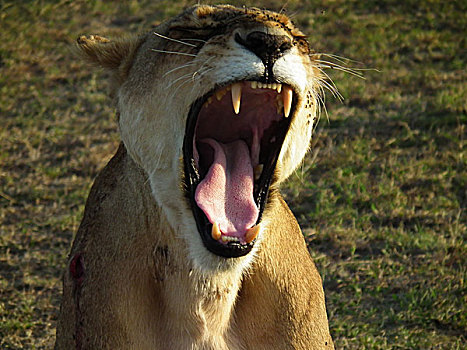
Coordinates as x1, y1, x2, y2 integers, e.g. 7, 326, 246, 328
1, 0, 465, 348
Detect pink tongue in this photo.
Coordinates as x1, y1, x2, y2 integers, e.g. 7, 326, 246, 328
195, 139, 259, 237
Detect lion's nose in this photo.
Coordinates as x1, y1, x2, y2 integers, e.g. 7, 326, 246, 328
235, 30, 292, 65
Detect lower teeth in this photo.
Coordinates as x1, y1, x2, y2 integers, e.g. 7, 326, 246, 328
254, 164, 263, 180
221, 235, 240, 243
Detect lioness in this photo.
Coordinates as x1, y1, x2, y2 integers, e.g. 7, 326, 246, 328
55, 5, 334, 349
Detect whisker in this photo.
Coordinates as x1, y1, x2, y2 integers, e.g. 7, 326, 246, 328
316, 69, 339, 91
316, 90, 330, 123
167, 72, 195, 90
174, 73, 212, 95
317, 53, 363, 66
310, 52, 379, 129
153, 32, 197, 47
163, 62, 196, 78
163, 56, 214, 79
316, 59, 364, 73
279, 0, 291, 14
316, 60, 366, 79
322, 63, 379, 75
173, 67, 214, 95
166, 57, 215, 90
312, 110, 321, 133
316, 58, 378, 75
194, 56, 214, 70
321, 54, 381, 74
189, 61, 215, 95
193, 66, 213, 82
319, 85, 326, 104
181, 38, 207, 43
150, 49, 196, 57
190, 66, 214, 83
319, 79, 344, 102
315, 67, 344, 101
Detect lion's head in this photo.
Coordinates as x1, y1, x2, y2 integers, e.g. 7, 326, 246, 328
77, 5, 322, 273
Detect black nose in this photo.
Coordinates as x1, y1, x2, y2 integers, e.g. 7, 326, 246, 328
235, 31, 292, 79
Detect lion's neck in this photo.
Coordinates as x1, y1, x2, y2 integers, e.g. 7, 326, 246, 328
147, 208, 242, 349
121, 148, 244, 349
155, 253, 243, 349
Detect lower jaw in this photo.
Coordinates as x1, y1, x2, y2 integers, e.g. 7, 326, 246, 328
191, 204, 256, 258
189, 236, 258, 274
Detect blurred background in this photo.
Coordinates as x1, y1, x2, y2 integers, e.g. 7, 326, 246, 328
0, 0, 465, 348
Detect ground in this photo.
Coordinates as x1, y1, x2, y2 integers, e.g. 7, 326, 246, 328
0, 0, 465, 349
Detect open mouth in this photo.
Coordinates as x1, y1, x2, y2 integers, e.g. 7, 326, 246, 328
183, 80, 296, 258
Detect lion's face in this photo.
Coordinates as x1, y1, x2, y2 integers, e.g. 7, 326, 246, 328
114, 5, 320, 272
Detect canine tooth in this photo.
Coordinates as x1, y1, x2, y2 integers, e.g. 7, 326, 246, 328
211, 222, 221, 241
254, 164, 263, 180
231, 83, 242, 114
283, 86, 293, 118
245, 225, 261, 244
251, 81, 257, 89
275, 94, 284, 114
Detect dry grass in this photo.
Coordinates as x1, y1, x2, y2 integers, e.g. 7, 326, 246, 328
1, 0, 465, 348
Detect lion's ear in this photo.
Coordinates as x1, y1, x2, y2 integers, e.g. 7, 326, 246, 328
75, 34, 142, 83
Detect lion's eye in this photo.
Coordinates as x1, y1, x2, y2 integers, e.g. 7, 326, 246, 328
169, 25, 226, 42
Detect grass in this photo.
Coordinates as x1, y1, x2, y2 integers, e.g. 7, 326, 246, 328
1, 0, 465, 348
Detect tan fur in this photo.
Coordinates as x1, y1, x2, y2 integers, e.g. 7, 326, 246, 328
56, 5, 334, 349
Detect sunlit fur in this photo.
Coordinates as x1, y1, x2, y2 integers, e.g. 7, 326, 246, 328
116, 5, 322, 273
56, 5, 335, 349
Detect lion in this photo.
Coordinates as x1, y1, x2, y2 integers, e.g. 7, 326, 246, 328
55, 5, 334, 349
